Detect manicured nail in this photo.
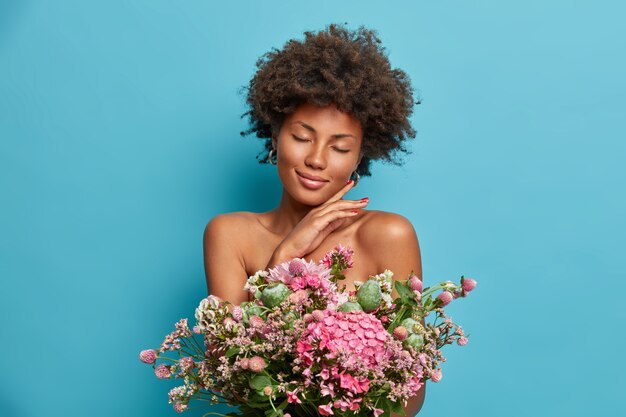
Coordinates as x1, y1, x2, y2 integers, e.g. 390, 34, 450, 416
351, 210, 358, 213
346, 180, 353, 185
360, 197, 369, 202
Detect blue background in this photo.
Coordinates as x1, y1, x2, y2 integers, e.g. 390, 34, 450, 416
1, 1, 624, 416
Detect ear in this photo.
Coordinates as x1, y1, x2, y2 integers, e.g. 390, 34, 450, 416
355, 152, 363, 170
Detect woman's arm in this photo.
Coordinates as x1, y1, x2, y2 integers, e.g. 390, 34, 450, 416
362, 211, 426, 416
203, 214, 250, 305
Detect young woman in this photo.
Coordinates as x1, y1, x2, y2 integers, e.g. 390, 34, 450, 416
203, 24, 425, 415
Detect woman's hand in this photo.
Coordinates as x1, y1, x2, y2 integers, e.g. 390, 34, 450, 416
267, 180, 368, 267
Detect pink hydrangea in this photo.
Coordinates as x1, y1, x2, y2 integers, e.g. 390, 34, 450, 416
297, 310, 392, 369
139, 349, 157, 364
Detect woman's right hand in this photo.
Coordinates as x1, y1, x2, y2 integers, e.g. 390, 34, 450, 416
268, 180, 369, 266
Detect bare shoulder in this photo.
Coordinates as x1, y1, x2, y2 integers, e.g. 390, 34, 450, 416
204, 211, 257, 239
357, 210, 422, 278
359, 210, 418, 242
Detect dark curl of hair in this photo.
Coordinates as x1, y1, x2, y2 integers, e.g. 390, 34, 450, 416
240, 23, 419, 177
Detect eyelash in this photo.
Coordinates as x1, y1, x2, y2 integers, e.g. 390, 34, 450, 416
292, 135, 350, 153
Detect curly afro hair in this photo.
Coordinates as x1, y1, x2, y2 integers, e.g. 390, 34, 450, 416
240, 23, 419, 177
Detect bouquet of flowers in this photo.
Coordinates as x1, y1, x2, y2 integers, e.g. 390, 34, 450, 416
139, 245, 477, 417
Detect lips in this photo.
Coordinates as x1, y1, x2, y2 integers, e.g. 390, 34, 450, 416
296, 170, 328, 190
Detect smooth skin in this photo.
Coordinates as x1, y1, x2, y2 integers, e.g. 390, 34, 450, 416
203, 102, 426, 416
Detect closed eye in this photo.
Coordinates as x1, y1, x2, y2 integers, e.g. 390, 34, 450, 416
292, 135, 309, 142
332, 147, 350, 153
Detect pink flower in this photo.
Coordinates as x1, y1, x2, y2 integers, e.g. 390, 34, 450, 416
155, 364, 170, 379
318, 403, 334, 416
431, 368, 442, 383
289, 289, 309, 305
179, 356, 195, 372
291, 276, 307, 290
409, 275, 423, 292
139, 349, 157, 364
232, 306, 243, 322
462, 278, 477, 292
393, 326, 408, 341
263, 386, 273, 396
303, 313, 314, 323
223, 317, 236, 331
289, 259, 305, 276
312, 310, 325, 322
173, 403, 187, 413
437, 290, 453, 306
305, 274, 321, 289
248, 356, 266, 373
457, 336, 469, 346
373, 409, 384, 417
192, 325, 202, 334
287, 390, 302, 404
239, 358, 250, 370
249, 315, 264, 328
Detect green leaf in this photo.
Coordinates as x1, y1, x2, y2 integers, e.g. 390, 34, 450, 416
250, 375, 272, 391
390, 399, 405, 415
225, 347, 240, 357
395, 280, 414, 303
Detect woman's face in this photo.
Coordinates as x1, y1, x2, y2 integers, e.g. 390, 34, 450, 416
273, 102, 363, 206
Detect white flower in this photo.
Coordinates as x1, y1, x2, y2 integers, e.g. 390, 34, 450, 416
381, 292, 393, 307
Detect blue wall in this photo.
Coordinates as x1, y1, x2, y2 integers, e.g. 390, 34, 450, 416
1, 1, 624, 416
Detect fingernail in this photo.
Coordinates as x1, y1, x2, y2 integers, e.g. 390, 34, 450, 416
360, 197, 369, 202
351, 210, 358, 213
346, 180, 353, 185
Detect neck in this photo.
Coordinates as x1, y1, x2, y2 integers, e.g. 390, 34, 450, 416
267, 189, 315, 235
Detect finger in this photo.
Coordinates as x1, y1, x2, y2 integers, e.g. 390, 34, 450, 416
313, 207, 361, 230
325, 179, 356, 204
316, 198, 368, 217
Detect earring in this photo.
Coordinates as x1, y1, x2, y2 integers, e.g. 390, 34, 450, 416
268, 148, 277, 165
351, 171, 360, 186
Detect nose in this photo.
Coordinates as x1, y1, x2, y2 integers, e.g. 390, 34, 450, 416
304, 144, 327, 170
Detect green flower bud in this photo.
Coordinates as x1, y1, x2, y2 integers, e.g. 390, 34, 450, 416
337, 301, 364, 312
404, 333, 424, 349
356, 279, 382, 312
261, 283, 290, 309
400, 317, 419, 333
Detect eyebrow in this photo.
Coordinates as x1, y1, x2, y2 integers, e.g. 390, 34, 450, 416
292, 121, 357, 140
